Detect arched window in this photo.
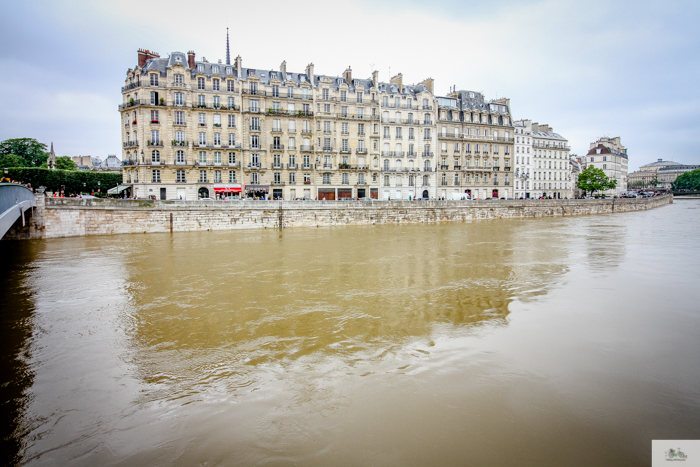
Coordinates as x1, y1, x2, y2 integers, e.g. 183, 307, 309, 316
424, 160, 431, 170
384, 159, 390, 171
151, 150, 160, 162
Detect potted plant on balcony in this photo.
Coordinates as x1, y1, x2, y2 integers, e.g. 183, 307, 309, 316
129, 97, 135, 105
159, 97, 165, 105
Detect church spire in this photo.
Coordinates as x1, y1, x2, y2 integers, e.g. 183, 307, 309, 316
226, 28, 230, 66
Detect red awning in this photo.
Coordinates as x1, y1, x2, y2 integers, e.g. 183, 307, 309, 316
213, 184, 242, 193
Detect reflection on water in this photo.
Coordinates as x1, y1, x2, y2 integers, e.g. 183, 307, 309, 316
2, 202, 699, 466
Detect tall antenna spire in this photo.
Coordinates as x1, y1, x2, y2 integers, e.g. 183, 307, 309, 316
226, 28, 231, 66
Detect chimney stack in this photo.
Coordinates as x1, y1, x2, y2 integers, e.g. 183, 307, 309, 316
390, 73, 403, 92
235, 55, 242, 74
187, 50, 196, 70
343, 66, 352, 85
372, 70, 378, 88
419, 78, 434, 94
138, 49, 160, 68
280, 61, 287, 81
305, 63, 315, 85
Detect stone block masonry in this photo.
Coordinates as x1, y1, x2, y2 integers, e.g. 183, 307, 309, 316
4, 195, 673, 240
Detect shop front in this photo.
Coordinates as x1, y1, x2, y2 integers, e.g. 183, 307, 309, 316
245, 185, 269, 199
318, 188, 335, 201
213, 184, 242, 199
338, 188, 353, 199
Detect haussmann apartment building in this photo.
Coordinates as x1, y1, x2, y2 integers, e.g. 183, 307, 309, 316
119, 47, 516, 200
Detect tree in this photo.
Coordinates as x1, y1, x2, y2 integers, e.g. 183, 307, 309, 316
672, 168, 700, 191
577, 166, 618, 197
0, 138, 48, 167
0, 153, 28, 169
55, 156, 77, 171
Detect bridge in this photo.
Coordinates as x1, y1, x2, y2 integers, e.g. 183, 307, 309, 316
0, 183, 36, 240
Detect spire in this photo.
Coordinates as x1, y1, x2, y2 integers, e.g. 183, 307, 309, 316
226, 28, 230, 66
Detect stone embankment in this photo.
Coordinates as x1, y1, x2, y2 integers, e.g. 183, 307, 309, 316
5, 195, 673, 240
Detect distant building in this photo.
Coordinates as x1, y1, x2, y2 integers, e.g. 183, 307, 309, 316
627, 159, 682, 190
570, 155, 583, 198
584, 136, 628, 196
71, 154, 121, 172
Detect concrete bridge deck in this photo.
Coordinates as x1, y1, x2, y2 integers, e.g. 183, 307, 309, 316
0, 183, 36, 240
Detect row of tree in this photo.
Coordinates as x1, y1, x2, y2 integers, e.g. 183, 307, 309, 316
1, 138, 120, 195
0, 138, 77, 170
672, 168, 700, 191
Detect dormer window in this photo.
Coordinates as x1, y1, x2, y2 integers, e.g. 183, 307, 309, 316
212, 66, 219, 74
226, 67, 232, 75
469, 92, 475, 98
150, 74, 158, 86
197, 64, 204, 72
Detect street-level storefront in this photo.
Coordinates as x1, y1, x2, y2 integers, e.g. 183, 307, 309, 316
318, 188, 335, 201
246, 185, 269, 199
214, 184, 242, 199
338, 188, 352, 199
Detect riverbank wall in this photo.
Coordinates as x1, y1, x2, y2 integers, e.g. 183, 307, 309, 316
4, 194, 673, 240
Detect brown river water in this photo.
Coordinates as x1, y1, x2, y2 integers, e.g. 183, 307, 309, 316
1, 200, 699, 466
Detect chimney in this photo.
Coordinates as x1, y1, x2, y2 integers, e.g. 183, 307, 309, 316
280, 60, 287, 81
343, 66, 352, 85
419, 78, 434, 94
187, 50, 196, 69
235, 55, 242, 74
372, 70, 378, 88
305, 63, 315, 85
138, 48, 160, 68
390, 73, 403, 92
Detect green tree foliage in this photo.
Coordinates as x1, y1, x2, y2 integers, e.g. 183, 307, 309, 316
4, 167, 121, 195
0, 153, 28, 169
55, 156, 77, 171
672, 168, 700, 191
0, 138, 49, 167
577, 166, 618, 196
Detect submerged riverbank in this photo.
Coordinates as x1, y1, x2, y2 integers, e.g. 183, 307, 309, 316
5, 194, 672, 239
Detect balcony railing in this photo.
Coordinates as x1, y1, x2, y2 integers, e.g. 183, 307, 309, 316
422, 152, 434, 157
340, 148, 351, 154
287, 163, 297, 169
355, 148, 368, 154
270, 144, 284, 151
242, 89, 267, 96
148, 141, 163, 147
300, 145, 314, 152
123, 141, 139, 148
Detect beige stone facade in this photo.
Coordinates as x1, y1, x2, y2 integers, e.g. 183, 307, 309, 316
529, 123, 572, 199
583, 136, 628, 196
435, 92, 514, 200
120, 49, 445, 200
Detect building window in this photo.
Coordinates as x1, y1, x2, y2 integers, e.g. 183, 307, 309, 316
152, 169, 161, 183
199, 170, 207, 182
176, 150, 185, 164
228, 152, 236, 164
213, 79, 220, 91
176, 170, 186, 183
342, 173, 349, 185
323, 173, 331, 184
384, 175, 389, 186
199, 132, 206, 145
227, 80, 235, 92
175, 93, 184, 106
289, 172, 296, 184
174, 111, 184, 125
251, 172, 259, 184
229, 133, 236, 146
174, 74, 183, 85
151, 150, 160, 162
229, 171, 236, 183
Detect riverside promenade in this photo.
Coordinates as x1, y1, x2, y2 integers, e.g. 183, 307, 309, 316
4, 194, 673, 240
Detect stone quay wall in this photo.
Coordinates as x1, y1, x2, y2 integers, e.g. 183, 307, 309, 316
5, 195, 673, 240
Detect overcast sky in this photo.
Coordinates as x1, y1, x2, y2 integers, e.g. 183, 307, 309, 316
1, 0, 698, 171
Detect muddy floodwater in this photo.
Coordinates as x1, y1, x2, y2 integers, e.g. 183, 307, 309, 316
1, 201, 699, 466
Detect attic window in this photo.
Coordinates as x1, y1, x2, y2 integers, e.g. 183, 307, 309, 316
261, 73, 266, 77
176, 56, 182, 63
212, 66, 219, 74
469, 92, 474, 98
226, 67, 232, 74
270, 72, 276, 79
197, 64, 204, 72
